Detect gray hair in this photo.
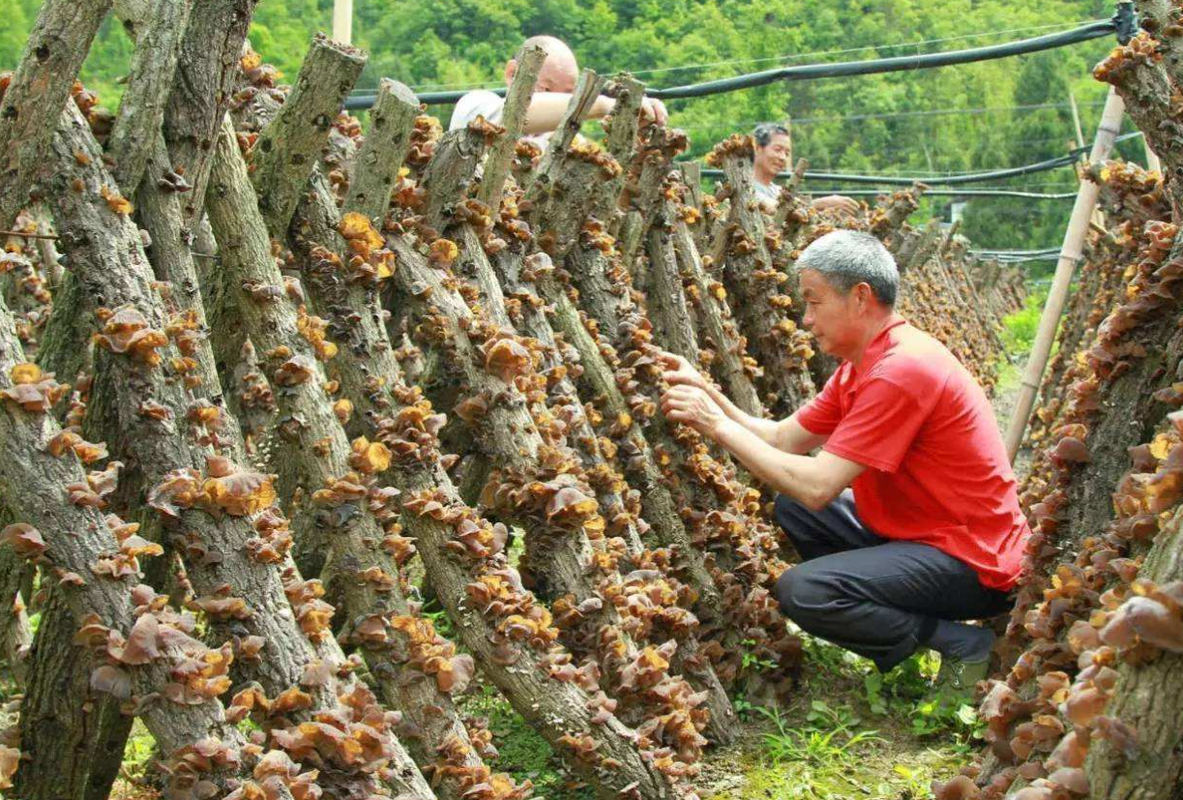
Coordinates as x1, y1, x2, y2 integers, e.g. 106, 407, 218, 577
753, 122, 790, 148
797, 230, 899, 306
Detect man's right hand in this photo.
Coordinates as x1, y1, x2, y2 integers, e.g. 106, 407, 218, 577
658, 350, 708, 391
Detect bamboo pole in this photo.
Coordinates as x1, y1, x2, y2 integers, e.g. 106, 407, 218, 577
1145, 139, 1162, 173
1068, 90, 1086, 148
332, 0, 352, 44
1004, 86, 1126, 461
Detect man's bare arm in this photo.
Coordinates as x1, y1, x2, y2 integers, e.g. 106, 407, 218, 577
715, 420, 864, 510
522, 94, 667, 135
660, 383, 862, 509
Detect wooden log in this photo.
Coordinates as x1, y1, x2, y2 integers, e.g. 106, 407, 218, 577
288, 159, 535, 800
712, 139, 815, 415
390, 231, 732, 756
644, 183, 700, 363
562, 235, 801, 690
105, 0, 195, 192
667, 177, 765, 418
421, 119, 500, 231
136, 134, 228, 408
343, 78, 420, 223
0, 545, 30, 687
208, 116, 489, 800
163, 0, 259, 228
476, 44, 545, 213
250, 34, 366, 238
467, 209, 738, 742
0, 300, 272, 800
616, 128, 686, 271
0, 0, 111, 229
40, 101, 433, 800
1084, 501, 1183, 800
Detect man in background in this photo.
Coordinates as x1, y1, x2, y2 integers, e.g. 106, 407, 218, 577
752, 121, 859, 216
449, 35, 668, 138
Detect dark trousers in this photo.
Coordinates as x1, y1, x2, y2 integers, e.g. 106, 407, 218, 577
772, 490, 1012, 671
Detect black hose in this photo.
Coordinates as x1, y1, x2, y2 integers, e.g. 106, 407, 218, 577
647, 19, 1116, 100
802, 189, 1077, 199
343, 15, 1120, 110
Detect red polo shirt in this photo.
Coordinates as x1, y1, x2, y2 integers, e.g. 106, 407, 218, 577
795, 318, 1029, 590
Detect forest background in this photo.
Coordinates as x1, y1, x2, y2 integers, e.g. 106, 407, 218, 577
1, 0, 1145, 260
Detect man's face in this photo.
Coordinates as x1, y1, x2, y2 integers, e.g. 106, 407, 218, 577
754, 132, 791, 176
799, 269, 863, 359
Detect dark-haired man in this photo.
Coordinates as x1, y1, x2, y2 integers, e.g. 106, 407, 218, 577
752, 122, 858, 216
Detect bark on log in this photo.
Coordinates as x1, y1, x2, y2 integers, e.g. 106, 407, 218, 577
0, 546, 30, 687
1084, 505, 1183, 800
0, 294, 268, 800
208, 117, 486, 800
162, 0, 259, 227
390, 233, 735, 747
644, 188, 700, 363
562, 232, 800, 689
250, 34, 366, 239
343, 78, 420, 224
421, 121, 500, 231
136, 134, 228, 408
671, 191, 764, 418
713, 144, 815, 415
0, 0, 112, 229
106, 0, 195, 193
386, 249, 690, 800
476, 44, 545, 213
39, 102, 433, 800
1096, 36, 1183, 211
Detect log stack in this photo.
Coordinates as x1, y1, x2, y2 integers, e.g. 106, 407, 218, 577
0, 6, 1031, 799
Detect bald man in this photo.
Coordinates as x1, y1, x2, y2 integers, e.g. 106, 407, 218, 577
448, 35, 667, 137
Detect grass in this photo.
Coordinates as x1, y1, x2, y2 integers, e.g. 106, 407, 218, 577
698, 632, 979, 800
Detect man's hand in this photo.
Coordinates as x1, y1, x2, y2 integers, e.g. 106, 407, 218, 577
657, 350, 709, 391
661, 384, 727, 437
812, 194, 860, 217
639, 97, 668, 127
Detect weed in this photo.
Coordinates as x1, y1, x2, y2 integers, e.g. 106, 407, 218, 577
757, 704, 883, 767
739, 638, 777, 673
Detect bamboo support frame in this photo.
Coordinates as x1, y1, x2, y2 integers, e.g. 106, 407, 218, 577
1004, 86, 1126, 461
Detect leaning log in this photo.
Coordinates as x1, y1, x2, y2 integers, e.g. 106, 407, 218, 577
0, 0, 112, 228
249, 34, 366, 238
207, 116, 495, 800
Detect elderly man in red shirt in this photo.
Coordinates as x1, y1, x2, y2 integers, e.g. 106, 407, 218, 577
659, 229, 1029, 690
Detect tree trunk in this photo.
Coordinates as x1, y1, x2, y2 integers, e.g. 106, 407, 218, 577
713, 144, 815, 416
0, 0, 112, 228
207, 116, 483, 800
249, 34, 366, 238
342, 78, 420, 224
105, 0, 194, 193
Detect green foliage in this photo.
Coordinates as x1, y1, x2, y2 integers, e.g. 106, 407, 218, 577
758, 702, 883, 765
861, 651, 984, 750
1, 1, 1144, 252
1002, 287, 1050, 356
462, 684, 594, 800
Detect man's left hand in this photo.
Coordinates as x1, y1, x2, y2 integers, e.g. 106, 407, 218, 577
661, 384, 727, 437
640, 97, 668, 127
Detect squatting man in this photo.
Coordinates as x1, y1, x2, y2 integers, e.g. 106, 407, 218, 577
658, 230, 1030, 691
